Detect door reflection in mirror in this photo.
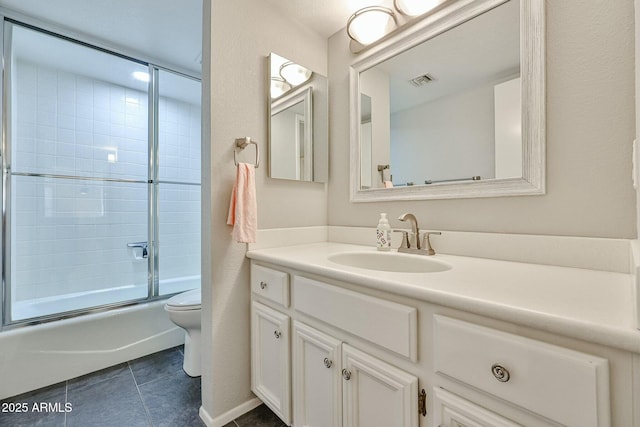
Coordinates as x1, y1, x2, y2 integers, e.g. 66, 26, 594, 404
271, 88, 312, 181
268, 53, 328, 183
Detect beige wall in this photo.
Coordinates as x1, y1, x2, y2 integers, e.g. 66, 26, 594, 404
328, 0, 637, 239
202, 0, 328, 420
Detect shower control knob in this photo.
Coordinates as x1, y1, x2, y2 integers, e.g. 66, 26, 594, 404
260, 281, 267, 289
273, 330, 282, 339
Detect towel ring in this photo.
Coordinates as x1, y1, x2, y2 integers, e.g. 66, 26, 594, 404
233, 137, 260, 168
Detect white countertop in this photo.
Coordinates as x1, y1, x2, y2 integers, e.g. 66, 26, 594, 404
247, 242, 640, 353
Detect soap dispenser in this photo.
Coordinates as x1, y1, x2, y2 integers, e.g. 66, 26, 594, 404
376, 213, 391, 251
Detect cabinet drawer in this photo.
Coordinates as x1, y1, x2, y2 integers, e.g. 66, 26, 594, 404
294, 276, 417, 361
251, 264, 290, 307
433, 315, 610, 427
433, 388, 520, 427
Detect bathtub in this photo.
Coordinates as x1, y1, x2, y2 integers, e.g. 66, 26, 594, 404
0, 277, 200, 400
11, 275, 202, 321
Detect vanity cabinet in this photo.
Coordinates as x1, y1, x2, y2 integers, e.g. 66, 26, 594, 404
292, 321, 419, 427
433, 315, 610, 427
341, 343, 418, 427
250, 264, 293, 424
252, 263, 419, 427
432, 388, 521, 427
251, 263, 290, 307
293, 322, 342, 427
251, 301, 291, 425
250, 260, 620, 427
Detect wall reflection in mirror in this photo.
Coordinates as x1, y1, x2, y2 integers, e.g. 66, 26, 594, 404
359, 0, 521, 190
269, 53, 328, 183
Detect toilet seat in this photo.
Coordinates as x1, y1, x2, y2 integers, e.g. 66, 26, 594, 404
165, 289, 201, 311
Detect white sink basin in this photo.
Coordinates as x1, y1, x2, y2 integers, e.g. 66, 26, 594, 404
328, 251, 451, 273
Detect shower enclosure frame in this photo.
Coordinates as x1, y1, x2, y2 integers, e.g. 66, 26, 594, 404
0, 14, 202, 329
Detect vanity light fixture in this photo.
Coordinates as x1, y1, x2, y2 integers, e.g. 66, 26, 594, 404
347, 1, 450, 52
270, 77, 292, 99
279, 61, 313, 86
393, 0, 444, 16
346, 6, 397, 46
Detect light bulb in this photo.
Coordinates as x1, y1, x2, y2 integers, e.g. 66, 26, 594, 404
270, 78, 291, 98
347, 7, 397, 46
279, 62, 313, 86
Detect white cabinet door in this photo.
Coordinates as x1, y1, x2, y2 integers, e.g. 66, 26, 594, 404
251, 301, 291, 425
293, 322, 342, 427
342, 344, 418, 427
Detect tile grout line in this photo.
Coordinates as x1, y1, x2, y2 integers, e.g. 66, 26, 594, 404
128, 362, 154, 427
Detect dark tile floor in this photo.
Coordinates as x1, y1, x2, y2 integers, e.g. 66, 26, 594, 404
0, 346, 284, 427
224, 403, 286, 427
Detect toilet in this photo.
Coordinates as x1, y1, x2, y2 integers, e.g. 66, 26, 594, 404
164, 289, 201, 377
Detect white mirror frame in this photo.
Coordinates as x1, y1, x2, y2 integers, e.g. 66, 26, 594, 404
349, 0, 545, 201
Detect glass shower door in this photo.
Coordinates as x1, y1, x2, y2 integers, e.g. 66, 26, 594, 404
156, 69, 201, 296
7, 23, 151, 321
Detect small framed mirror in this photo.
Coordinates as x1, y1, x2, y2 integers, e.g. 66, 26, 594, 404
269, 53, 328, 182
350, 0, 545, 201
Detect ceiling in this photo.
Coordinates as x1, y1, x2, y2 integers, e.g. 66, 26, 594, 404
0, 0, 398, 73
11, 24, 201, 105
0, 0, 511, 84
0, 0, 203, 75
376, 0, 520, 113
263, 0, 391, 39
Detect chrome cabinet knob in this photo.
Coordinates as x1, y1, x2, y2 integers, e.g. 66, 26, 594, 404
491, 364, 510, 382
260, 281, 267, 289
323, 358, 333, 369
273, 330, 281, 339
342, 368, 352, 380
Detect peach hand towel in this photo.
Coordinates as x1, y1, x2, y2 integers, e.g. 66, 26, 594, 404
226, 163, 257, 243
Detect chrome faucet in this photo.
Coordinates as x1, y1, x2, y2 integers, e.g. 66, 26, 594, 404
394, 213, 442, 256
398, 213, 420, 249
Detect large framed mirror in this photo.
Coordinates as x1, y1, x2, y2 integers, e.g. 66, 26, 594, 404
269, 53, 328, 182
350, 0, 545, 201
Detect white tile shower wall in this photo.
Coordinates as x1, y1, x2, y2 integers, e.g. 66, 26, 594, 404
13, 178, 149, 301
12, 61, 201, 302
158, 184, 201, 287
15, 61, 148, 179
158, 97, 201, 183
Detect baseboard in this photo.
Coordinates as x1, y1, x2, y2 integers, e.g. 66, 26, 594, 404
199, 397, 263, 427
